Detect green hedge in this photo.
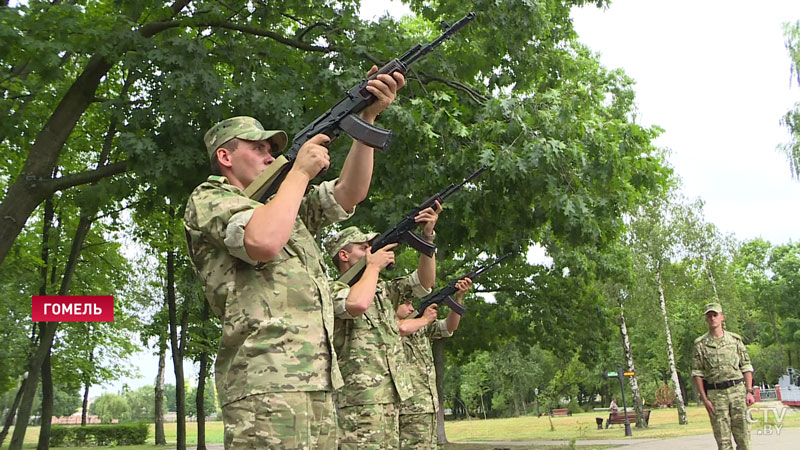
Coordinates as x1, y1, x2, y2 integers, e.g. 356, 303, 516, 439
49, 422, 149, 447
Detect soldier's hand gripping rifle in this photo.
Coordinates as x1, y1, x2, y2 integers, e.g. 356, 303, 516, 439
414, 253, 512, 318
244, 12, 477, 202
337, 166, 488, 286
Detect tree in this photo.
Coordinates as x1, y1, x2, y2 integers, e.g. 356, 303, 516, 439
89, 393, 130, 424
779, 20, 800, 179
614, 286, 647, 428
488, 342, 542, 417
122, 386, 156, 422
627, 194, 690, 425
459, 351, 492, 419
7, 189, 138, 449
3, 1, 674, 444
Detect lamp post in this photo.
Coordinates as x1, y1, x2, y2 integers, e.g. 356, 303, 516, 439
604, 367, 634, 436
617, 366, 632, 437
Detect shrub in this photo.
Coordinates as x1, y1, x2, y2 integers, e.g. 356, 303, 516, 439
49, 422, 148, 447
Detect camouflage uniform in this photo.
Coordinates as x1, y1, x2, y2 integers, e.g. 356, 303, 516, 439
399, 319, 452, 449
326, 227, 431, 450
184, 116, 352, 449
692, 303, 754, 450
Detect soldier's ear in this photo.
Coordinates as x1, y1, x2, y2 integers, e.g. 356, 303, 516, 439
217, 147, 234, 169
338, 249, 349, 263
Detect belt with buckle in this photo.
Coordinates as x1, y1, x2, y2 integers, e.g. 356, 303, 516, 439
704, 378, 744, 391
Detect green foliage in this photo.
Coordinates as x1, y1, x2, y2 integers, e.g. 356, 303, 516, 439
546, 353, 590, 407
1, 0, 678, 425
779, 20, 800, 179
158, 382, 218, 416
748, 343, 786, 385
0, 382, 82, 419
185, 384, 219, 418
459, 351, 492, 417
50, 386, 83, 418
122, 385, 156, 421
89, 393, 130, 423
446, 342, 557, 418
49, 422, 149, 447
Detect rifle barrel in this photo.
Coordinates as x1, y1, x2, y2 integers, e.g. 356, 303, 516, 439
403, 12, 476, 66
438, 166, 488, 202
471, 253, 513, 278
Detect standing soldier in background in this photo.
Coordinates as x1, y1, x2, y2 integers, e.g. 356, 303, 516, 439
325, 201, 439, 449
692, 302, 755, 450
395, 277, 472, 449
183, 67, 404, 449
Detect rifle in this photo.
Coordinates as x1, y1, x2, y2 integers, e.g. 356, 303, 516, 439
414, 253, 512, 318
244, 12, 477, 202
337, 166, 488, 286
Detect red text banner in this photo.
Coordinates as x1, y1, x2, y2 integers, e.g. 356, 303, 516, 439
32, 296, 114, 322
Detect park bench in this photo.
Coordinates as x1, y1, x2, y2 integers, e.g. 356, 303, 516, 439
604, 409, 650, 428
550, 408, 572, 417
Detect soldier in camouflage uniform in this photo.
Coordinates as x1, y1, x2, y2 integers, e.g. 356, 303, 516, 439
183, 67, 404, 450
325, 206, 439, 449
395, 277, 472, 449
692, 302, 755, 450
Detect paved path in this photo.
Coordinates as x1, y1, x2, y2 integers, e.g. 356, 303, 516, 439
459, 426, 800, 448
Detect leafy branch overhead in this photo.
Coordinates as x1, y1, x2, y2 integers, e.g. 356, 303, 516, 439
0, 0, 671, 367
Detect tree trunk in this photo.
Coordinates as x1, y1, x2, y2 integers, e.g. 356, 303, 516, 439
196, 298, 211, 450
0, 55, 114, 266
0, 378, 26, 447
155, 336, 167, 445
80, 347, 93, 426
458, 396, 471, 419
618, 289, 646, 428
5, 195, 54, 448
167, 248, 186, 450
656, 262, 688, 425
0, 0, 191, 269
432, 338, 448, 444
9, 324, 55, 450
37, 351, 54, 450
676, 371, 689, 410
81, 381, 89, 426
196, 352, 209, 450
10, 194, 98, 449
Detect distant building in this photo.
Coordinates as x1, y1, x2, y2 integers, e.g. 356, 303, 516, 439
51, 413, 102, 425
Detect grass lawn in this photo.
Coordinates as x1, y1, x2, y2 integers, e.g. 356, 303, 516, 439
2, 403, 797, 449
446, 403, 800, 442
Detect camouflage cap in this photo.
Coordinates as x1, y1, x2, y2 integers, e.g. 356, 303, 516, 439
325, 226, 379, 259
204, 116, 288, 159
703, 302, 723, 314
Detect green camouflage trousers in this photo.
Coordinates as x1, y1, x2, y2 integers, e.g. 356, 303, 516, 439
221, 391, 336, 449
399, 413, 436, 449
337, 402, 399, 449
708, 384, 750, 450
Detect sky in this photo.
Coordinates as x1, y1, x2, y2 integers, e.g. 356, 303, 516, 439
571, 0, 800, 245
97, 0, 800, 395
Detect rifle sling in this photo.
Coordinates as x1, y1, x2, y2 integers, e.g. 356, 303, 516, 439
244, 155, 291, 201
337, 258, 367, 287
